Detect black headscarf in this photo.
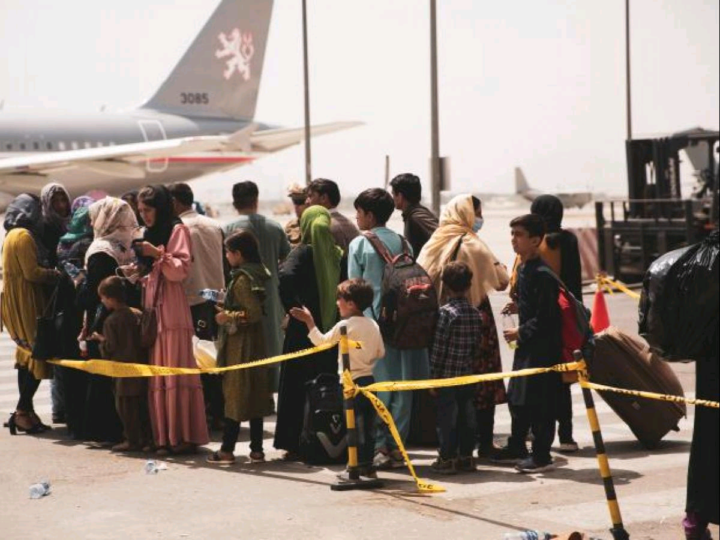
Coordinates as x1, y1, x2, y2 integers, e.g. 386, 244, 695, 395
3, 193, 51, 267
531, 195, 564, 234
140, 185, 182, 248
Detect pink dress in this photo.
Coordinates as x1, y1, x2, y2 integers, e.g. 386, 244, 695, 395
144, 224, 209, 447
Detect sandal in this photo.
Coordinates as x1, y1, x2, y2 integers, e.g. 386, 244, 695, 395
207, 451, 235, 465
13, 411, 47, 435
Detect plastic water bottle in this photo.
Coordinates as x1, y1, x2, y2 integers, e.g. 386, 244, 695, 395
79, 340, 89, 359
502, 314, 519, 350
503, 532, 552, 540
199, 289, 225, 304
144, 460, 159, 475
29, 481, 51, 499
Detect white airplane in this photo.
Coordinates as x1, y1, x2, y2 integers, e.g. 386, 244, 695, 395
0, 0, 360, 206
515, 167, 594, 209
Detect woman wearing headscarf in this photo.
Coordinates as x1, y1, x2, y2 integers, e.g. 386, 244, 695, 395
39, 182, 72, 268
2, 194, 60, 435
418, 194, 510, 458
75, 197, 140, 443
274, 206, 344, 460
135, 185, 209, 454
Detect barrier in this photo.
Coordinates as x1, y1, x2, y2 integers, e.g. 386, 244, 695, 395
597, 275, 642, 301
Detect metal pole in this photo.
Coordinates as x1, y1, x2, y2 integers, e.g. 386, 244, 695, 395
302, 0, 313, 186
625, 0, 633, 141
430, 0, 441, 216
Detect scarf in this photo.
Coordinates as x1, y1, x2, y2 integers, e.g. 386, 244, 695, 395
85, 197, 139, 266
59, 207, 93, 245
40, 182, 71, 233
417, 194, 507, 306
3, 193, 50, 267
71, 195, 96, 214
142, 186, 182, 249
301, 206, 343, 331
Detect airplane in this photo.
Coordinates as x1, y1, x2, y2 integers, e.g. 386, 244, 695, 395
515, 167, 594, 209
0, 0, 360, 207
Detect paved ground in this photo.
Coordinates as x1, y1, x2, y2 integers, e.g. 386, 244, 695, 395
1, 289, 717, 540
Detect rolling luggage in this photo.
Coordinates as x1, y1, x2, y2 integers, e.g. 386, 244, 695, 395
587, 327, 686, 448
299, 374, 348, 465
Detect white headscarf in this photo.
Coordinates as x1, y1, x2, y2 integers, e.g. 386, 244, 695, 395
85, 197, 139, 266
40, 182, 71, 231
417, 194, 508, 306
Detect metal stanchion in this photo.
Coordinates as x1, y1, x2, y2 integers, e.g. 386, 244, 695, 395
575, 352, 630, 540
331, 325, 383, 491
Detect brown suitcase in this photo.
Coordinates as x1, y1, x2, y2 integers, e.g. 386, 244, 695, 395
587, 327, 686, 448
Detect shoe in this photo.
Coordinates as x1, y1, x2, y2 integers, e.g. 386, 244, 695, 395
374, 450, 404, 470
515, 457, 556, 474
477, 442, 502, 460
490, 446, 528, 465
52, 414, 66, 425
559, 441, 580, 453
207, 451, 235, 465
359, 466, 378, 480
456, 455, 477, 473
431, 456, 457, 475
249, 451, 266, 464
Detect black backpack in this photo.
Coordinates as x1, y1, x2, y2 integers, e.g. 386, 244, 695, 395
362, 232, 439, 350
299, 374, 348, 465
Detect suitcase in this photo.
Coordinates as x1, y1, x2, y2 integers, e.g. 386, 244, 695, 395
587, 327, 686, 448
299, 374, 348, 465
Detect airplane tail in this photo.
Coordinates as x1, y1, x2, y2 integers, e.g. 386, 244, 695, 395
143, 0, 274, 121
515, 167, 531, 194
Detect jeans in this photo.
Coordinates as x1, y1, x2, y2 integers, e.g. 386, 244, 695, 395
221, 418, 264, 454
508, 404, 556, 464
435, 386, 477, 460
556, 382, 574, 443
353, 376, 376, 468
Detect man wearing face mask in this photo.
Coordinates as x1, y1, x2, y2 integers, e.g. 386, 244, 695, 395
390, 174, 439, 257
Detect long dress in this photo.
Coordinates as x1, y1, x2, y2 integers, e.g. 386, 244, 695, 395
274, 245, 339, 453
145, 224, 209, 448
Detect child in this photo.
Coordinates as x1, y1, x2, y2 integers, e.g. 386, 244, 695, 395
429, 262, 483, 475
291, 278, 385, 478
207, 229, 273, 465
497, 214, 562, 474
93, 276, 151, 452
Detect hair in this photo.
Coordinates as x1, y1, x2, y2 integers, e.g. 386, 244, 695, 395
308, 179, 341, 207
472, 196, 481, 211
98, 276, 127, 303
442, 261, 474, 294
353, 189, 395, 225
232, 181, 259, 209
224, 229, 262, 264
510, 214, 546, 240
337, 278, 375, 312
390, 174, 422, 205
168, 183, 194, 208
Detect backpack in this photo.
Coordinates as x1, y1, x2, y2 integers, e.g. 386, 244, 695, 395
299, 374, 348, 465
362, 231, 439, 350
538, 267, 594, 383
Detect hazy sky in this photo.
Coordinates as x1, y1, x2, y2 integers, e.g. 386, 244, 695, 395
0, 0, 718, 200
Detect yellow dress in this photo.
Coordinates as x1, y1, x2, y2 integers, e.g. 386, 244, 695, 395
1, 228, 57, 379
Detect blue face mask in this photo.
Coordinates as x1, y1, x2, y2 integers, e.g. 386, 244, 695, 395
472, 218, 485, 233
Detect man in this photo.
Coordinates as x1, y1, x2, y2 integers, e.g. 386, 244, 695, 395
225, 181, 291, 377
306, 178, 359, 254
390, 173, 438, 256
348, 188, 430, 470
284, 183, 308, 249
169, 183, 226, 427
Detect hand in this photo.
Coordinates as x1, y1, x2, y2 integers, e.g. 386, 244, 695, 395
118, 264, 139, 278
502, 302, 518, 315
503, 328, 519, 343
72, 272, 86, 288
89, 332, 105, 343
215, 309, 230, 326
289, 306, 315, 328
139, 242, 161, 260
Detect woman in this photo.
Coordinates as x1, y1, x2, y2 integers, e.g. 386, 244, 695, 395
76, 197, 139, 443
275, 206, 344, 460
209, 230, 273, 465
418, 194, 510, 457
136, 185, 209, 454
2, 194, 60, 434
40, 182, 72, 267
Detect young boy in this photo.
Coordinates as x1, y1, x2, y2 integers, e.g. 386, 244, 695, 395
429, 262, 483, 475
497, 214, 562, 473
92, 276, 151, 453
291, 278, 385, 478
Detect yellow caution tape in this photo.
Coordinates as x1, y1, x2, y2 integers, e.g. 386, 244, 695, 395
580, 380, 720, 409
598, 275, 642, 301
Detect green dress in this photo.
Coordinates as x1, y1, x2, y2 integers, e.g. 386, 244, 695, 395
216, 263, 274, 423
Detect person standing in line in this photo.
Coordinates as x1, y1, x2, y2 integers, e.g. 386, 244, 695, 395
390, 173, 439, 257
496, 214, 562, 474
169, 183, 226, 429
208, 230, 273, 465
226, 181, 292, 391
275, 206, 344, 460
306, 178, 360, 255
429, 262, 483, 475
418, 195, 509, 459
2, 194, 60, 435
136, 185, 209, 455
348, 189, 430, 470
284, 183, 309, 249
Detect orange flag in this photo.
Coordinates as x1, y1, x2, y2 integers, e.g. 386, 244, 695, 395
591, 289, 611, 333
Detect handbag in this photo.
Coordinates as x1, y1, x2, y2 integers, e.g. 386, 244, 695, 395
140, 275, 163, 350
32, 285, 62, 360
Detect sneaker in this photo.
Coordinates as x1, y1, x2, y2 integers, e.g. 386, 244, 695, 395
456, 455, 477, 473
515, 457, 556, 474
388, 449, 405, 469
431, 457, 457, 475
249, 451, 266, 464
359, 466, 378, 480
559, 441, 580, 453
490, 446, 528, 465
373, 451, 392, 470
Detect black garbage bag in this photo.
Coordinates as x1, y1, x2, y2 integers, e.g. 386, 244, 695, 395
640, 230, 719, 361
